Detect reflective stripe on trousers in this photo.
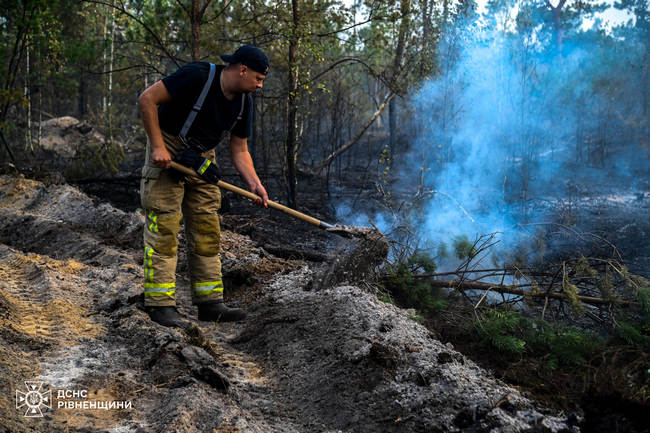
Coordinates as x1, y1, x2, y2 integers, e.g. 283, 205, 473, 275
192, 280, 224, 297
143, 246, 176, 298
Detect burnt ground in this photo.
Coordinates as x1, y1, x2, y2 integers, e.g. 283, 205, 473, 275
0, 174, 578, 432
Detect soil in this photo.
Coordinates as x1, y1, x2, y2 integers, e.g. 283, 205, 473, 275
0, 174, 577, 432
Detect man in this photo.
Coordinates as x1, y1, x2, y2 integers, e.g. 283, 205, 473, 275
138, 45, 269, 327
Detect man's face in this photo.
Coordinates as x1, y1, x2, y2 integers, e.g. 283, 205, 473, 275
239, 65, 266, 93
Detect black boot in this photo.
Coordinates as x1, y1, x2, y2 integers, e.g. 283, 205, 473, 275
198, 301, 246, 322
147, 306, 187, 328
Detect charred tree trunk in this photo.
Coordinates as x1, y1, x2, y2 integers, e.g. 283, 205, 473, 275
24, 37, 32, 152
387, 0, 411, 161
546, 0, 567, 55
0, 0, 31, 158
285, 0, 301, 209
419, 0, 435, 78
175, 0, 213, 62
389, 98, 396, 162
191, 0, 200, 61
78, 70, 87, 118
107, 0, 115, 145
249, 94, 256, 161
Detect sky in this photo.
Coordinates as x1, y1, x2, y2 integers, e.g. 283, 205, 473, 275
346, 0, 635, 31
472, 0, 633, 30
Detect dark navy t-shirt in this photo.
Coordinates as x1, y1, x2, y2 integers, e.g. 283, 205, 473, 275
158, 62, 253, 150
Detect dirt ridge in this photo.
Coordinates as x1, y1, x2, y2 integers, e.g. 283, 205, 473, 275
0, 175, 576, 432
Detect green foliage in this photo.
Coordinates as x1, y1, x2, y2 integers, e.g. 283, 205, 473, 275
562, 273, 585, 316
437, 242, 449, 259
611, 286, 650, 348
382, 251, 447, 315
475, 310, 527, 356
574, 256, 598, 278
409, 313, 426, 324
638, 287, 650, 316
452, 235, 476, 259
66, 139, 125, 179
528, 323, 605, 369
614, 320, 650, 348
407, 251, 437, 273
377, 293, 393, 304
473, 308, 606, 367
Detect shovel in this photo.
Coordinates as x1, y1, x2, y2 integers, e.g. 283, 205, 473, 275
170, 160, 390, 290
171, 161, 358, 238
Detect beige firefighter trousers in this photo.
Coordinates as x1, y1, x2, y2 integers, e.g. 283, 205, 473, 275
140, 130, 223, 307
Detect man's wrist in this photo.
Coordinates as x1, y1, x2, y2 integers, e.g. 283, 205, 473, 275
150, 140, 166, 152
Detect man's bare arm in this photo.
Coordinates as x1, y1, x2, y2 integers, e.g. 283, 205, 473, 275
138, 81, 173, 169
229, 134, 268, 207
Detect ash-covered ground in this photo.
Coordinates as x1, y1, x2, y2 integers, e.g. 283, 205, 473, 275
0, 174, 578, 432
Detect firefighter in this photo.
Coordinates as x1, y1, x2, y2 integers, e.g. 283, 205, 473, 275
138, 45, 269, 327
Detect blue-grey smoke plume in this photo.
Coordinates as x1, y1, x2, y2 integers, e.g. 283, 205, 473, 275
338, 11, 648, 268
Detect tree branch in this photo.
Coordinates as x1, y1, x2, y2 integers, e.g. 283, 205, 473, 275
199, 0, 215, 17
83, 0, 182, 68
0, 132, 16, 163
173, 0, 190, 17
316, 16, 380, 37
311, 57, 385, 86
309, 91, 395, 172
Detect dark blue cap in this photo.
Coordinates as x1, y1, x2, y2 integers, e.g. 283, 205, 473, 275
220, 45, 269, 75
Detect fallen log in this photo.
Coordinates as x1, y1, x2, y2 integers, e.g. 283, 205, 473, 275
419, 279, 639, 307
413, 269, 552, 278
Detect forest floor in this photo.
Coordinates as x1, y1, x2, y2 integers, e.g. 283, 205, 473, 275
1, 117, 646, 431
0, 174, 576, 432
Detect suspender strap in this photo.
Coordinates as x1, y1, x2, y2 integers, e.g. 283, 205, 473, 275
229, 94, 246, 132
180, 63, 216, 139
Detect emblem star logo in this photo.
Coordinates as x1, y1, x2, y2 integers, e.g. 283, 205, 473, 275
16, 381, 52, 417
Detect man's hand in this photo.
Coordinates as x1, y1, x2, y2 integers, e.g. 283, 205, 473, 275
138, 81, 173, 167
249, 182, 268, 208
152, 146, 172, 169
175, 147, 221, 184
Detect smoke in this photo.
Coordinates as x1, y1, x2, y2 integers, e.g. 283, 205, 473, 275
337, 9, 648, 268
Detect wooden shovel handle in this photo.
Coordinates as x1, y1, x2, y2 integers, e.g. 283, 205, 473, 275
170, 161, 331, 229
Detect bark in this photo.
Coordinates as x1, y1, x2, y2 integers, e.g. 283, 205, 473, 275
0, 1, 31, 132
389, 98, 396, 162
191, 0, 200, 61
285, 0, 301, 209
545, 0, 567, 54
108, 0, 115, 145
102, 5, 108, 113
387, 0, 411, 160
249, 94, 256, 161
419, 0, 434, 78
173, 0, 214, 62
78, 70, 87, 118
24, 38, 32, 152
